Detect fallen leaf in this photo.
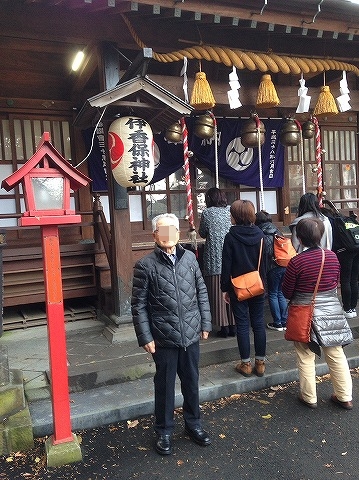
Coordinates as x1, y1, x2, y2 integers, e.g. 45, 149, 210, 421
5, 457, 13, 462
230, 394, 241, 400
219, 433, 226, 439
127, 419, 139, 428
261, 414, 272, 419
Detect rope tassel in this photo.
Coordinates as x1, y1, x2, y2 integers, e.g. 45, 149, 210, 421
256, 74, 280, 109
190, 72, 216, 111
313, 85, 338, 116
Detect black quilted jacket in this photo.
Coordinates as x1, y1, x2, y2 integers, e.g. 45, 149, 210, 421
131, 244, 212, 348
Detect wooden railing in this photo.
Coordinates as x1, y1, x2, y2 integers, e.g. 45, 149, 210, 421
92, 193, 111, 265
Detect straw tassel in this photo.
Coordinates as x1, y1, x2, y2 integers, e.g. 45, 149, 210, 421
256, 74, 280, 109
190, 71, 216, 110
313, 85, 339, 116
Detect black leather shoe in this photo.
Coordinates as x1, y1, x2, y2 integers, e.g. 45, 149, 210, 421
184, 427, 211, 446
155, 434, 172, 455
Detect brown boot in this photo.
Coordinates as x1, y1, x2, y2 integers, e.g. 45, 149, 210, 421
254, 359, 265, 377
235, 361, 252, 377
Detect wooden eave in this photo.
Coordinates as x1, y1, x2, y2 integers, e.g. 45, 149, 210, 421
74, 60, 193, 133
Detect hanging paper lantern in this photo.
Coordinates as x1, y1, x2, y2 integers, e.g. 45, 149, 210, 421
256, 74, 280, 109
280, 118, 301, 146
313, 86, 338, 116
108, 116, 155, 188
194, 114, 215, 139
190, 71, 216, 111
240, 114, 266, 148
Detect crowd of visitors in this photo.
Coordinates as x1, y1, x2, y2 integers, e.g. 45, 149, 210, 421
131, 191, 356, 455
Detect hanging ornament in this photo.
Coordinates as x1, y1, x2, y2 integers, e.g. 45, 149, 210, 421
336, 71, 351, 112
165, 122, 183, 143
227, 66, 242, 109
313, 85, 338, 116
296, 74, 311, 113
194, 113, 215, 139
190, 71, 216, 111
280, 118, 301, 146
108, 116, 155, 188
180, 56, 189, 103
302, 120, 315, 139
241, 113, 266, 148
256, 74, 280, 109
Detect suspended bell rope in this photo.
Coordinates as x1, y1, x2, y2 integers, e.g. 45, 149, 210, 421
120, 14, 359, 76
180, 117, 197, 252
294, 119, 305, 195
255, 114, 265, 211
312, 116, 323, 207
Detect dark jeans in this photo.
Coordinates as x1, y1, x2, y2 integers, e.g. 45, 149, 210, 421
152, 341, 200, 435
230, 292, 266, 361
337, 250, 359, 311
267, 266, 288, 326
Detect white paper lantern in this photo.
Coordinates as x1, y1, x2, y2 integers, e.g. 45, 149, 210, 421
108, 116, 155, 188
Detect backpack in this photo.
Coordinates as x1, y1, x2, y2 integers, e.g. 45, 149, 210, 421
273, 234, 297, 267
333, 214, 359, 252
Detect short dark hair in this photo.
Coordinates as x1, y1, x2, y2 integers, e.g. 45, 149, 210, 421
297, 192, 321, 217
255, 210, 272, 225
296, 217, 324, 247
205, 187, 227, 208
230, 199, 255, 225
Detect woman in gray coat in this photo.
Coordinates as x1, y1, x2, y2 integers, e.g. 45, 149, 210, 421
199, 187, 235, 337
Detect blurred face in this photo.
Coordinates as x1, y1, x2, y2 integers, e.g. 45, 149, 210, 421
153, 218, 179, 253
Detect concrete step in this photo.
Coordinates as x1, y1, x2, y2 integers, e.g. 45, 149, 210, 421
41, 318, 359, 396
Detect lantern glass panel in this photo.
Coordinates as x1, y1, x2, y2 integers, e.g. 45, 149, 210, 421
32, 177, 64, 210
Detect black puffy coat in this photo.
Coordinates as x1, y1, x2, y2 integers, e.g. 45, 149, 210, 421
131, 244, 212, 348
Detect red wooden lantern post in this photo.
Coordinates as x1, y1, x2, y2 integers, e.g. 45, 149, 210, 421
1, 133, 91, 466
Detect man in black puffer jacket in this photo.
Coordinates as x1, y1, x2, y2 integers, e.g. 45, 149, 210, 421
131, 213, 212, 456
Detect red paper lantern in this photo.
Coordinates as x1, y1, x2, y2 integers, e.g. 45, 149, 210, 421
108, 116, 155, 188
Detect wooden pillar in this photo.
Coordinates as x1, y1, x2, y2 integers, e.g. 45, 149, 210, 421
99, 41, 133, 324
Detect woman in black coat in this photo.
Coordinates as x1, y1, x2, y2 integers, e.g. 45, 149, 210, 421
221, 200, 267, 378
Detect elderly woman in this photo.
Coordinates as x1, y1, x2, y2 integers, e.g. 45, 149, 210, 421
199, 187, 235, 338
282, 217, 353, 409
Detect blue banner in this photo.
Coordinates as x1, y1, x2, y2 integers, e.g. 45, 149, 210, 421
85, 117, 286, 190
151, 117, 285, 188
82, 125, 108, 192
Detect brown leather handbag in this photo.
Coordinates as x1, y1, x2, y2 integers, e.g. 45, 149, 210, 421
284, 249, 325, 343
231, 239, 264, 301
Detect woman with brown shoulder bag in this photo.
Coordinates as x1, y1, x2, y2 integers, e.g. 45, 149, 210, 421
221, 199, 267, 378
282, 217, 353, 410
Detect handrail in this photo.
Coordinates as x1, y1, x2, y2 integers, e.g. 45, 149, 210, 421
92, 193, 111, 264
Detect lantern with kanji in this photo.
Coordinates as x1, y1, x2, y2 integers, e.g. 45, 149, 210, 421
108, 116, 155, 188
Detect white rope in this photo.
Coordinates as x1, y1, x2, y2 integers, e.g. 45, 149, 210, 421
75, 106, 107, 168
